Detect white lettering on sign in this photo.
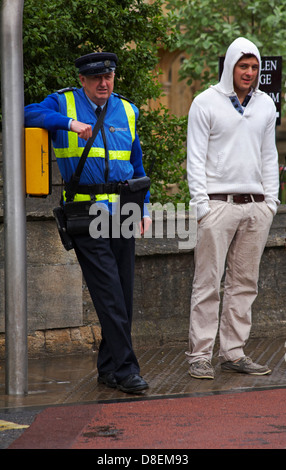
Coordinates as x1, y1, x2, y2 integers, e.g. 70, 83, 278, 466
260, 74, 272, 85
261, 60, 277, 71
269, 92, 280, 103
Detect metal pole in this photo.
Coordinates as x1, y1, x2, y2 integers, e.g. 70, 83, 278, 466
1, 0, 27, 395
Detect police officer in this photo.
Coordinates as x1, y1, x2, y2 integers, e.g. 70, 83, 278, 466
25, 52, 151, 393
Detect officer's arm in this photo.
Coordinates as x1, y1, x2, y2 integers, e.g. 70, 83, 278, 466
130, 133, 150, 205
25, 94, 71, 131
25, 94, 91, 139
130, 133, 152, 234
130, 134, 146, 178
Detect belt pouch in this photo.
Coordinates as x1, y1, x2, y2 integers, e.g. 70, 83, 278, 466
63, 201, 95, 236
118, 176, 151, 223
53, 206, 74, 251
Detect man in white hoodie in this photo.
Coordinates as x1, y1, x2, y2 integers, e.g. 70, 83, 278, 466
186, 37, 280, 379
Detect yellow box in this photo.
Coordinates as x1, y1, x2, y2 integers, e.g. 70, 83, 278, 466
25, 128, 51, 196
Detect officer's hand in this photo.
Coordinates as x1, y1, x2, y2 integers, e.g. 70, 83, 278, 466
139, 217, 152, 235
70, 120, 92, 140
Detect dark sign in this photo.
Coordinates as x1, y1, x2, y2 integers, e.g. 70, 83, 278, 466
219, 56, 282, 125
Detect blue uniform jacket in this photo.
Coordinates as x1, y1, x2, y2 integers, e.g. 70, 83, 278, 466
24, 88, 150, 208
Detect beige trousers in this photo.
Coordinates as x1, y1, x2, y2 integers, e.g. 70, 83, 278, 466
186, 199, 273, 364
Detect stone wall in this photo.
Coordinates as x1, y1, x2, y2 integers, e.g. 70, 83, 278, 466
0, 205, 285, 358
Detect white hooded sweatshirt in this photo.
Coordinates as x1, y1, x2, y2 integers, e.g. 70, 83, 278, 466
187, 37, 280, 220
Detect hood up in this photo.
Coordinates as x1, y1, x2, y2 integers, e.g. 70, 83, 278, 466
213, 37, 261, 96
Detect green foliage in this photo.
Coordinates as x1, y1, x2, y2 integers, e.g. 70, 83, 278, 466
138, 106, 188, 204
23, 0, 167, 105
166, 0, 286, 112
21, 0, 187, 204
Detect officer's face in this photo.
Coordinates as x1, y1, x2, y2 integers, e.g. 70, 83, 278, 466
79, 72, 115, 106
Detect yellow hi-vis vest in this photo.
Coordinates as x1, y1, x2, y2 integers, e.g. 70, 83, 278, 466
53, 90, 136, 203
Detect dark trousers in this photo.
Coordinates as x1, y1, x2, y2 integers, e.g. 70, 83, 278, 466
72, 231, 140, 382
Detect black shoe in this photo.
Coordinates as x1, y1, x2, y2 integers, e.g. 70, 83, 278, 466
97, 372, 117, 389
117, 374, 149, 394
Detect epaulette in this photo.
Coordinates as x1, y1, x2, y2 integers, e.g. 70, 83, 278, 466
56, 86, 76, 94
113, 92, 134, 104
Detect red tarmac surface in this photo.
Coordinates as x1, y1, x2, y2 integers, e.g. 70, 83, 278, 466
9, 388, 286, 450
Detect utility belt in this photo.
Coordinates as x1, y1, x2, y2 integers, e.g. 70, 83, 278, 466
64, 182, 120, 199
53, 176, 150, 250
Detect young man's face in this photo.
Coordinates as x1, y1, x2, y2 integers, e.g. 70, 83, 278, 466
79, 72, 115, 106
233, 56, 259, 97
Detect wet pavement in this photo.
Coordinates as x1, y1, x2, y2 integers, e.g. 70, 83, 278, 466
0, 335, 286, 449
1, 336, 286, 409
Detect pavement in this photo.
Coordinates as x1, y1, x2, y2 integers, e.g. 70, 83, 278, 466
0, 335, 286, 452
